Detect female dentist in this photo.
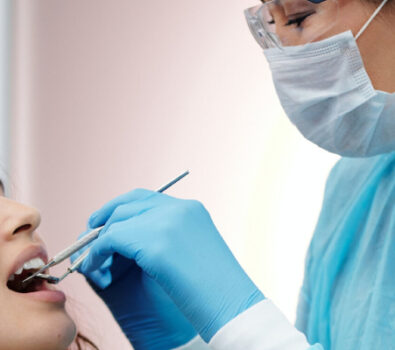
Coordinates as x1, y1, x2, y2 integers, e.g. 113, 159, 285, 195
72, 0, 395, 348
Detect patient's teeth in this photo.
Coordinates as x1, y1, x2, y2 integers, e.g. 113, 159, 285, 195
8, 274, 15, 281
23, 257, 45, 270
12, 257, 46, 277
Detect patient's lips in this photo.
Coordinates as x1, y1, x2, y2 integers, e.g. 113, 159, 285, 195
6, 245, 66, 304
7, 245, 48, 282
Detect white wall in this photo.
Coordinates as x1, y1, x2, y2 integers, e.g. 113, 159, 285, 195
0, 0, 10, 193
11, 1, 339, 348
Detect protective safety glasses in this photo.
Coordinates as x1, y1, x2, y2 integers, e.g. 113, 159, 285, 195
244, 0, 338, 49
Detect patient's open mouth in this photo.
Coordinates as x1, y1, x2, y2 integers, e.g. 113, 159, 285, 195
6, 248, 65, 303
7, 268, 46, 293
7, 257, 47, 293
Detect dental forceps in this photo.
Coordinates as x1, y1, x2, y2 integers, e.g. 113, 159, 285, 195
22, 171, 190, 286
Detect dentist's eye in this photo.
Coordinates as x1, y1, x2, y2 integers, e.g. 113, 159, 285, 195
285, 11, 315, 27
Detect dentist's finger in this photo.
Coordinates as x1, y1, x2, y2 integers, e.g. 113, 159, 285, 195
89, 188, 156, 228
80, 219, 145, 273
100, 192, 176, 234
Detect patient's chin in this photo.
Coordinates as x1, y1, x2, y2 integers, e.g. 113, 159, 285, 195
0, 309, 77, 350
43, 311, 77, 350
26, 310, 77, 350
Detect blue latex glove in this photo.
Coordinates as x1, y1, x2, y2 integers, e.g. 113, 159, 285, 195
72, 237, 197, 347
77, 189, 265, 342
84, 255, 197, 349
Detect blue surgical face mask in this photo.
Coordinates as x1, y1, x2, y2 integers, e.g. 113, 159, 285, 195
264, 0, 395, 157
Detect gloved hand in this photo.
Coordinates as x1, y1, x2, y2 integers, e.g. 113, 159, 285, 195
76, 189, 265, 342
72, 231, 197, 348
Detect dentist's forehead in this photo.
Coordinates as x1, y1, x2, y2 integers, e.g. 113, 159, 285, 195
261, 0, 318, 19
261, 0, 317, 11
261, 0, 318, 6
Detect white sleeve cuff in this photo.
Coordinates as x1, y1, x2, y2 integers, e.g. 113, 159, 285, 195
173, 336, 210, 350
209, 299, 312, 350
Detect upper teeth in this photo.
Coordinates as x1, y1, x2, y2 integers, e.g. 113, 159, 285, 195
13, 257, 46, 276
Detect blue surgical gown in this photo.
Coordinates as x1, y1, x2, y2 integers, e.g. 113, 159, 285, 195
296, 152, 395, 349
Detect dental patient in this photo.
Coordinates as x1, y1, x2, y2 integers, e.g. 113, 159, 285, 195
0, 182, 97, 350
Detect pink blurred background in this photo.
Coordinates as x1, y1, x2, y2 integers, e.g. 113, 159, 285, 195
6, 0, 339, 348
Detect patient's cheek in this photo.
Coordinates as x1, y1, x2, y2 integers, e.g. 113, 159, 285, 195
0, 291, 77, 350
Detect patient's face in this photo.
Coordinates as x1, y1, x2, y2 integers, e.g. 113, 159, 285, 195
0, 186, 76, 350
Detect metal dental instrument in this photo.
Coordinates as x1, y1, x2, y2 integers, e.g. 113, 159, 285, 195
35, 250, 90, 285
22, 170, 190, 286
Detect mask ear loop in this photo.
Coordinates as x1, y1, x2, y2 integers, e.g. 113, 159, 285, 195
356, 0, 389, 40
